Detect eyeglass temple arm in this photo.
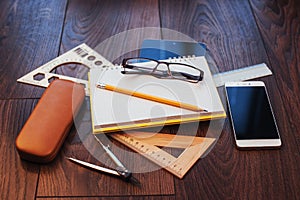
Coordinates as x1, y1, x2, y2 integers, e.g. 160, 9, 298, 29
123, 64, 136, 69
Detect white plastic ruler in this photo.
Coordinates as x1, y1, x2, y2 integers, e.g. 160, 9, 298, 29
213, 63, 272, 87
17, 43, 114, 95
17, 43, 272, 95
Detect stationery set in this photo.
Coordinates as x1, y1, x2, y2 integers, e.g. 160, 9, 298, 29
15, 40, 272, 182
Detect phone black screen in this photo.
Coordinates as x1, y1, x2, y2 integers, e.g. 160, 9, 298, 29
226, 86, 279, 140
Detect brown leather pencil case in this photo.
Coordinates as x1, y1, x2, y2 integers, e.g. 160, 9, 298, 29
15, 79, 85, 163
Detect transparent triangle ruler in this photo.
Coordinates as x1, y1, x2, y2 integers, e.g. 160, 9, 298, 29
17, 43, 114, 96
110, 131, 215, 179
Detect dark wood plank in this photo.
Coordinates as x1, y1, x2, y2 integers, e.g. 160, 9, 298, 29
2, 0, 299, 199
37, 99, 174, 196
54, 0, 162, 81
0, 99, 40, 200
249, 0, 300, 199
159, 0, 269, 72
175, 129, 293, 199
37, 145, 175, 196
160, 0, 300, 199
36, 0, 175, 197
159, 0, 269, 198
37, 196, 174, 200
0, 0, 68, 99
1, 99, 173, 198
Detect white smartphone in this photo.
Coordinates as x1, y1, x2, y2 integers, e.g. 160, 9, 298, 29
225, 81, 281, 148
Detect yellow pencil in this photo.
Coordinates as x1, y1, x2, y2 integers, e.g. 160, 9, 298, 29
96, 83, 207, 112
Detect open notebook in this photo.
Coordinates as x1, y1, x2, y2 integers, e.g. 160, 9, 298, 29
89, 56, 226, 133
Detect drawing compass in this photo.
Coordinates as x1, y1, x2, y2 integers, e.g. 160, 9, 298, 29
67, 136, 140, 186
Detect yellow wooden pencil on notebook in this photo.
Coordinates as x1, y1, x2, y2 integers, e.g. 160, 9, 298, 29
96, 83, 208, 112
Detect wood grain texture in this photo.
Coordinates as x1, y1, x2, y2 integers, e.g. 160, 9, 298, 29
0, 99, 39, 200
159, 1, 268, 198
54, 0, 162, 81
37, 151, 175, 197
35, 1, 176, 196
37, 98, 175, 197
159, 0, 269, 73
249, 0, 300, 199
160, 0, 300, 199
1, 0, 300, 199
0, 0, 68, 99
37, 196, 175, 200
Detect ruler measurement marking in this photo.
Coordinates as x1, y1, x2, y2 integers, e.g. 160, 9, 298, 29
111, 133, 183, 177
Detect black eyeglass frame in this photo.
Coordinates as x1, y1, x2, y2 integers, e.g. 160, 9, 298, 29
121, 57, 204, 83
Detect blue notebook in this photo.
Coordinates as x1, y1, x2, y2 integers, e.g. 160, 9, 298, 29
140, 39, 206, 60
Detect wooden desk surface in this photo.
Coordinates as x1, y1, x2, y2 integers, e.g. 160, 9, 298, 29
1, 0, 299, 199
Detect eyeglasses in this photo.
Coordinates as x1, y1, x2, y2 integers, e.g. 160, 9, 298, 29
121, 57, 204, 83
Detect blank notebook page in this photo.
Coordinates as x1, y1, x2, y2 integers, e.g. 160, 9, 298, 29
89, 56, 225, 132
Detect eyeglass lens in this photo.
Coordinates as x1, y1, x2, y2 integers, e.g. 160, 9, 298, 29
124, 58, 202, 82
126, 58, 158, 73
168, 63, 201, 81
